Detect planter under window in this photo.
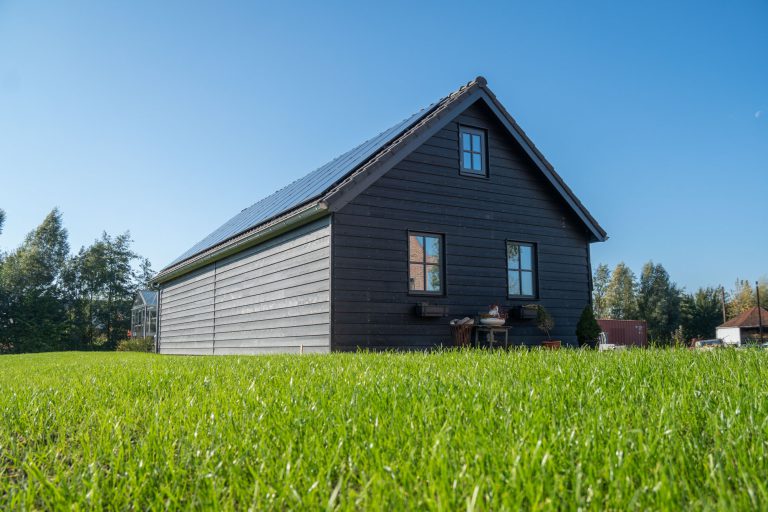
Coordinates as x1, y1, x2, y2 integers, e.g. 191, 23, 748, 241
516, 305, 539, 320
416, 302, 449, 317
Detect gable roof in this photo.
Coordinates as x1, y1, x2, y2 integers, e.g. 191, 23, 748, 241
156, 77, 607, 283
168, 107, 434, 267
719, 306, 768, 328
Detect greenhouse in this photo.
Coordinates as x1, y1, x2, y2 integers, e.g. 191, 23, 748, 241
130, 290, 158, 339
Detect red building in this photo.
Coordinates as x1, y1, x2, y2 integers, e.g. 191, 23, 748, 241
597, 319, 648, 348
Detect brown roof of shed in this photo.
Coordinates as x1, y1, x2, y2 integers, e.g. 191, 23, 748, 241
719, 306, 768, 328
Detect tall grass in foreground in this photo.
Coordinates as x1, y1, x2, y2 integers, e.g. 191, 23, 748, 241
1, 350, 768, 510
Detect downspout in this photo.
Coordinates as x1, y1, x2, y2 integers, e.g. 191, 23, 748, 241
156, 288, 162, 354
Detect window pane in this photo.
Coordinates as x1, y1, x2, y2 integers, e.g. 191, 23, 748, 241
409, 235, 424, 262
462, 151, 472, 170
507, 243, 520, 269
508, 270, 521, 296
409, 263, 424, 291
472, 134, 482, 151
520, 245, 532, 270
521, 271, 533, 296
425, 236, 440, 263
462, 132, 471, 151
472, 153, 482, 171
426, 265, 441, 292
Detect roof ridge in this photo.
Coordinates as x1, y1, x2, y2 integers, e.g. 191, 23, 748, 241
158, 74, 606, 279
720, 305, 768, 328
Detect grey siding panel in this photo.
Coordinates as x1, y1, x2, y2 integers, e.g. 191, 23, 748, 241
331, 100, 593, 350
213, 345, 330, 355
158, 217, 331, 355
159, 266, 215, 354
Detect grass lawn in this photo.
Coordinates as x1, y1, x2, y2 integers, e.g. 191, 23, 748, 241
2, 350, 768, 510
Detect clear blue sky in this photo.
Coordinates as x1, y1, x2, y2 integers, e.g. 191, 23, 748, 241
0, 1, 765, 291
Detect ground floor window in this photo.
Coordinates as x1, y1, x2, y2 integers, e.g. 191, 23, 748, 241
507, 241, 536, 298
408, 232, 443, 294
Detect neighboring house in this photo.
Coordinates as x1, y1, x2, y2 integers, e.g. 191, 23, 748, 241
153, 77, 607, 355
131, 290, 158, 339
716, 306, 768, 346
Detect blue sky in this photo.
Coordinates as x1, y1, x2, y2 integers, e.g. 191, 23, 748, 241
0, 1, 765, 291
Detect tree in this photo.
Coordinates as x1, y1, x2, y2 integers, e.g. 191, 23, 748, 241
62, 232, 144, 348
576, 305, 601, 347
592, 263, 610, 319
61, 243, 109, 347
0, 208, 5, 236
726, 278, 768, 319
604, 262, 638, 320
136, 258, 155, 290
0, 209, 154, 353
101, 232, 139, 346
535, 305, 555, 339
728, 279, 754, 318
636, 261, 681, 342
0, 209, 70, 352
680, 287, 723, 340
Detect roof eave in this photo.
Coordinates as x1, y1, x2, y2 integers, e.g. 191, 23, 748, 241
473, 86, 608, 242
153, 201, 329, 285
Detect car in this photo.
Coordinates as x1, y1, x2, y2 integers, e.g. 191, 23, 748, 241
692, 339, 724, 350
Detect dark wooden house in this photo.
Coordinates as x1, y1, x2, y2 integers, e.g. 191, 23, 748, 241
153, 77, 607, 354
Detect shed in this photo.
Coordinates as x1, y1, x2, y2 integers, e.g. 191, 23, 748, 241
597, 319, 648, 347
131, 290, 158, 339
716, 306, 768, 346
153, 76, 607, 354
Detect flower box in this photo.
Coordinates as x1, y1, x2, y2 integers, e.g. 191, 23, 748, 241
416, 302, 449, 317
516, 305, 539, 320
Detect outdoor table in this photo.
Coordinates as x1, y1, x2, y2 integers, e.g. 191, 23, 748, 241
474, 325, 510, 349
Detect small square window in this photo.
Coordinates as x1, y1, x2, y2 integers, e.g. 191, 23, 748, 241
459, 126, 486, 176
507, 241, 537, 298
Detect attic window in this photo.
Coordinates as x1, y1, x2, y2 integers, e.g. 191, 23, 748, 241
459, 126, 486, 176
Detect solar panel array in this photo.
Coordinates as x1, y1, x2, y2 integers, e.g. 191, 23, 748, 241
168, 106, 434, 266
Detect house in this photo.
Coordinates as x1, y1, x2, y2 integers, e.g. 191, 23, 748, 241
131, 290, 158, 339
716, 306, 768, 346
153, 77, 607, 355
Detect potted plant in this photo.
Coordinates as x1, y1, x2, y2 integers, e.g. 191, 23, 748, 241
575, 306, 601, 348
535, 305, 560, 349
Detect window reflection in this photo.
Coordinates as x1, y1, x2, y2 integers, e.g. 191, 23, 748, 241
460, 127, 486, 175
507, 242, 536, 297
408, 233, 443, 294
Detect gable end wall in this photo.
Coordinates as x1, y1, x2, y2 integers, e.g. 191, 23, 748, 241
331, 100, 593, 350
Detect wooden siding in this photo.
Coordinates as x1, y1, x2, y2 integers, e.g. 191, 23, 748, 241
158, 266, 216, 354
331, 99, 593, 350
158, 217, 331, 355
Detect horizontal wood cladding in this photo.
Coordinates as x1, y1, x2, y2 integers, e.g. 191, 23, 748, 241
158, 217, 331, 355
332, 99, 592, 350
158, 266, 216, 354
